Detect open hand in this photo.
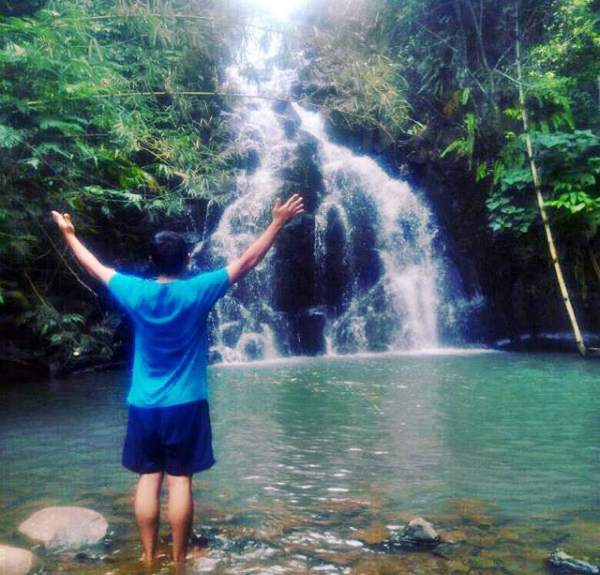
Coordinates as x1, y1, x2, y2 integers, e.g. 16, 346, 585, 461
51, 211, 75, 235
272, 194, 304, 227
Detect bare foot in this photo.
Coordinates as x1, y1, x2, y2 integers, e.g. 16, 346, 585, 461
140, 551, 168, 570
171, 547, 209, 574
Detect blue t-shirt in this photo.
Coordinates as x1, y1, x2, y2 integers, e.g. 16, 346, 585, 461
108, 268, 229, 408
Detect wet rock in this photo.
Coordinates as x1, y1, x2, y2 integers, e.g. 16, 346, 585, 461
272, 102, 301, 139
278, 131, 324, 213
548, 550, 600, 574
272, 216, 317, 314
62, 550, 106, 563
295, 312, 326, 356
354, 523, 390, 545
18, 507, 108, 551
221, 321, 244, 348
0, 545, 34, 575
242, 337, 264, 361
0, 0, 48, 17
396, 517, 441, 547
323, 207, 349, 313
445, 559, 470, 574
469, 552, 496, 570
432, 541, 461, 560
207, 349, 223, 364
287, 78, 336, 103
443, 529, 468, 544
222, 140, 261, 175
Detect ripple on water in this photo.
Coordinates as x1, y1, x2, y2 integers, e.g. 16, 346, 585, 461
2, 354, 600, 574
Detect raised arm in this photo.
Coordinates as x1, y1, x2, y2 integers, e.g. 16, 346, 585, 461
51, 211, 116, 286
226, 194, 304, 285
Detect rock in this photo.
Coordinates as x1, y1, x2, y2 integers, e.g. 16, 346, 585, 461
548, 550, 600, 574
18, 507, 108, 551
277, 132, 324, 213
238, 335, 264, 361
221, 321, 244, 348
398, 517, 441, 547
272, 102, 302, 139
0, 545, 34, 575
0, 0, 48, 17
354, 523, 390, 545
295, 312, 326, 356
272, 217, 317, 315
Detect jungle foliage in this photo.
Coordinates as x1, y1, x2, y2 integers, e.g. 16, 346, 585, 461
301, 0, 600, 340
304, 0, 600, 235
0, 0, 239, 371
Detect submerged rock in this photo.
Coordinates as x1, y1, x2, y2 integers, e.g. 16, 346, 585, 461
548, 550, 600, 574
0, 545, 34, 575
18, 507, 108, 551
354, 523, 390, 545
395, 517, 441, 548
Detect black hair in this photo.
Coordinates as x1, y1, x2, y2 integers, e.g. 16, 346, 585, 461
150, 231, 189, 276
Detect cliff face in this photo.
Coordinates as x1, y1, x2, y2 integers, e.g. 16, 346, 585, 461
336, 115, 600, 348
289, 75, 600, 349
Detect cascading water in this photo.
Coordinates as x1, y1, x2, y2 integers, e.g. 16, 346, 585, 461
196, 34, 448, 362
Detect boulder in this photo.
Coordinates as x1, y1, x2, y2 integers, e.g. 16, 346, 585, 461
295, 312, 326, 356
18, 507, 108, 551
241, 336, 264, 361
397, 517, 441, 547
277, 131, 324, 214
0, 0, 48, 17
272, 102, 302, 140
0, 545, 34, 575
548, 550, 600, 575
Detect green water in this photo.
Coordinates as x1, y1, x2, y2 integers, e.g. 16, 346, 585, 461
1, 351, 599, 574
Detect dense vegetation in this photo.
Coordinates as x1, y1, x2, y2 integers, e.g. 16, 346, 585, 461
0, 0, 239, 374
2, 0, 600, 377
299, 0, 600, 347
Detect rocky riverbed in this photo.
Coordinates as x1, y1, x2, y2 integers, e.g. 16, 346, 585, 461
1, 499, 599, 575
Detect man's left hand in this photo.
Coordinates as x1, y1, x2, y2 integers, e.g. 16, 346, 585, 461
52, 211, 75, 235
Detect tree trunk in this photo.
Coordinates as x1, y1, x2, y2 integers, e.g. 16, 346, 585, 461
515, 25, 586, 356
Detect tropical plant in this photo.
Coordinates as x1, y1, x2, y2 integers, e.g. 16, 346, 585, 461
0, 0, 236, 370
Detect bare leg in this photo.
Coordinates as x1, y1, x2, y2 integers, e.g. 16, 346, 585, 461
166, 474, 194, 563
135, 472, 163, 566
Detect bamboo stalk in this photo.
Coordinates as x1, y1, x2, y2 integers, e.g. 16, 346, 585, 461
515, 31, 586, 356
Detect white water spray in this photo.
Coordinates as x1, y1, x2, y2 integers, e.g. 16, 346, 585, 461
201, 33, 444, 361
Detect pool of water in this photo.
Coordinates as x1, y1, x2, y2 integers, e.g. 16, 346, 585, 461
1, 351, 599, 574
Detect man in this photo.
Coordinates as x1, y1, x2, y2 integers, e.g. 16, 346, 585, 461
51, 193, 304, 566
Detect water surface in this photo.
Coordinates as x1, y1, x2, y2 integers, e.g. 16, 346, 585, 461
1, 351, 599, 574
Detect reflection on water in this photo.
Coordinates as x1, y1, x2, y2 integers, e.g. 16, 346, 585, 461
1, 352, 599, 574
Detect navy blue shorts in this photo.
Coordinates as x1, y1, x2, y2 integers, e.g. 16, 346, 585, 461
122, 399, 215, 476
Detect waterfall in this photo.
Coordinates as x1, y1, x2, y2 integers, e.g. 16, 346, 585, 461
194, 34, 447, 362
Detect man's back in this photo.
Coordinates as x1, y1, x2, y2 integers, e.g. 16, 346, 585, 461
109, 269, 229, 407
51, 194, 304, 565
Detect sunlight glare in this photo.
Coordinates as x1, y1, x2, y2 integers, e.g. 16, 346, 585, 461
241, 0, 307, 19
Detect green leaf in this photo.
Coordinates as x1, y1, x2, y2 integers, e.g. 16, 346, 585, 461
461, 87, 470, 105
0, 124, 25, 148
38, 118, 85, 134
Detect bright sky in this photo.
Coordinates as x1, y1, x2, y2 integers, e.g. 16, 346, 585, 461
241, 0, 307, 19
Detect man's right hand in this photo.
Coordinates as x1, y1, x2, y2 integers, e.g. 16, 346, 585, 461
272, 194, 304, 228
52, 211, 75, 235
